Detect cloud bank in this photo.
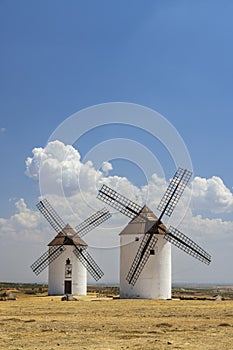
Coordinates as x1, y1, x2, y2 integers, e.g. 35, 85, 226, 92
25, 140, 233, 217
191, 176, 233, 213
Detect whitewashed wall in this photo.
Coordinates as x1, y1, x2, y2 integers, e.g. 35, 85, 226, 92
48, 245, 87, 296
120, 234, 171, 299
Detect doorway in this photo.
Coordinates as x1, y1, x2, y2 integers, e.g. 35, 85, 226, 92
64, 280, 72, 294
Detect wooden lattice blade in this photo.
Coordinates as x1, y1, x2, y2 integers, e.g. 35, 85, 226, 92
126, 232, 158, 286
37, 198, 66, 233
165, 226, 211, 265
97, 184, 143, 219
75, 208, 111, 237
30, 245, 66, 275
73, 246, 104, 281
157, 168, 192, 217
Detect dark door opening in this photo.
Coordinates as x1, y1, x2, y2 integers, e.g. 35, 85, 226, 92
64, 280, 72, 294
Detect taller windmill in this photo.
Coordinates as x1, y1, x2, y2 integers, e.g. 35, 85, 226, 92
98, 168, 211, 299
31, 199, 111, 295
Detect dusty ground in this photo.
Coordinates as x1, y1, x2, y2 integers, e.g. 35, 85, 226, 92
0, 294, 233, 350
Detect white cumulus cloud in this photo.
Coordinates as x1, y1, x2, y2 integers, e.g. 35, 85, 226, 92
0, 199, 42, 241
101, 161, 113, 175
26, 140, 92, 196
191, 176, 233, 213
24, 140, 233, 229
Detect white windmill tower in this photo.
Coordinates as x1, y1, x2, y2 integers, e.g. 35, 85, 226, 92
47, 224, 88, 295
119, 205, 171, 299
97, 168, 211, 299
31, 199, 111, 296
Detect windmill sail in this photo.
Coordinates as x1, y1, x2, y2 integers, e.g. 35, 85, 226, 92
31, 245, 66, 275
165, 226, 211, 265
75, 207, 111, 237
126, 233, 158, 286
97, 184, 143, 219
31, 199, 69, 275
37, 198, 66, 233
157, 168, 192, 217
73, 246, 104, 281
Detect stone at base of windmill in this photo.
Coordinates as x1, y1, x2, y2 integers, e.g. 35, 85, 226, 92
61, 294, 78, 301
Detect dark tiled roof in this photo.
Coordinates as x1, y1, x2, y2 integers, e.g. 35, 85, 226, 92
119, 205, 167, 236
48, 224, 87, 246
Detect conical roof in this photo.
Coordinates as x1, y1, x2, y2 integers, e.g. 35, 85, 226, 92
48, 223, 87, 246
119, 205, 167, 236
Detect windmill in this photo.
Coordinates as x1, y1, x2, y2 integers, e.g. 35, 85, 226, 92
97, 168, 211, 299
31, 199, 111, 295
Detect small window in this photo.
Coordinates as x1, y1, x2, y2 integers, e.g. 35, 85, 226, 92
150, 249, 155, 255
135, 237, 139, 241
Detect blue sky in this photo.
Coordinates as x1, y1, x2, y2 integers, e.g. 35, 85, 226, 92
0, 1, 233, 284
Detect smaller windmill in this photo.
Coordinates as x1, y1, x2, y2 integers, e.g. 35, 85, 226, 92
97, 168, 211, 299
31, 199, 111, 295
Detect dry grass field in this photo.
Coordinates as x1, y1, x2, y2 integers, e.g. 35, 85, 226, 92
1, 290, 233, 350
